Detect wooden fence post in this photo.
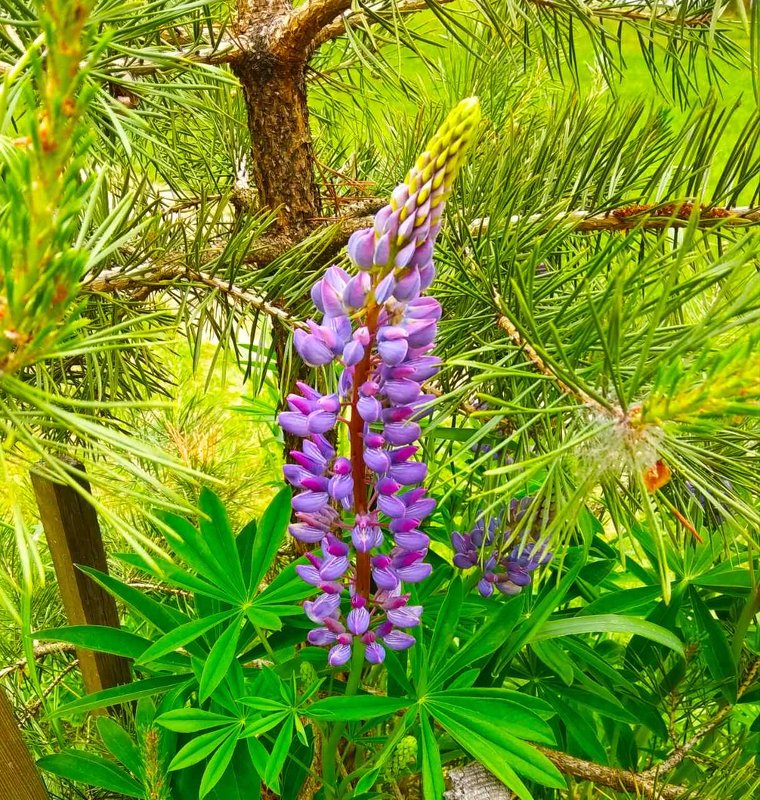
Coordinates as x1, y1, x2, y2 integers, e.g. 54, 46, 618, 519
30, 461, 131, 697
0, 686, 48, 800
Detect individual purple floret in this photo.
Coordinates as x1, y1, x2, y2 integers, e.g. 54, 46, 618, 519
277, 98, 481, 665
451, 496, 553, 598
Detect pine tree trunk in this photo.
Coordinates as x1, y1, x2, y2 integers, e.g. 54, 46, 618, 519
230, 8, 322, 456
232, 54, 321, 229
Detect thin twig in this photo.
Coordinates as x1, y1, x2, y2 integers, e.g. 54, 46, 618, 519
494, 295, 605, 413
0, 643, 76, 680
313, 0, 717, 50
18, 660, 79, 725
640, 656, 760, 780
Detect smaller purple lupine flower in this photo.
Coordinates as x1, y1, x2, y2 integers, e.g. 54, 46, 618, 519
451, 497, 553, 598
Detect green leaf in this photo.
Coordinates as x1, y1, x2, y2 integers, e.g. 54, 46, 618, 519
354, 767, 382, 795
200, 615, 243, 702
580, 585, 662, 616
429, 702, 564, 795
50, 674, 192, 719
419, 710, 445, 800
535, 614, 684, 655
199, 488, 246, 596
246, 605, 283, 631
200, 728, 239, 799
97, 717, 143, 776
169, 726, 238, 772
546, 695, 608, 764
248, 487, 291, 594
531, 640, 575, 686
242, 711, 289, 739
307, 695, 410, 721
264, 715, 293, 791
137, 609, 237, 665
498, 557, 584, 666
432, 596, 524, 688
206, 740, 261, 800
429, 694, 556, 745
78, 565, 189, 633
158, 708, 237, 733
34, 625, 150, 660
428, 576, 463, 670
689, 586, 737, 701
38, 751, 144, 798
160, 511, 239, 597
237, 519, 257, 588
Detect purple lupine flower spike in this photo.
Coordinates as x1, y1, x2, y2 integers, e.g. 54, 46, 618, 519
277, 98, 481, 665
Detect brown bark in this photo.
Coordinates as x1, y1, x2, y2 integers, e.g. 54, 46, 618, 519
233, 53, 322, 229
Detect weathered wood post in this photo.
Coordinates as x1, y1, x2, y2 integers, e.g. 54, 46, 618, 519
0, 686, 49, 800
30, 460, 131, 697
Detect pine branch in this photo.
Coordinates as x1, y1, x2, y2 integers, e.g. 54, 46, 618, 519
85, 265, 298, 325
0, 643, 76, 681
640, 657, 760, 781
470, 205, 760, 235
312, 0, 719, 50
274, 0, 353, 60
497, 657, 760, 800
536, 747, 686, 799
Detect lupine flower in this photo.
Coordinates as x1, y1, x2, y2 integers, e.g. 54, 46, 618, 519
451, 496, 553, 597
278, 98, 481, 664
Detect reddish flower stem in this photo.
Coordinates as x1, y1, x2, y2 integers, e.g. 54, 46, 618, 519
350, 303, 380, 600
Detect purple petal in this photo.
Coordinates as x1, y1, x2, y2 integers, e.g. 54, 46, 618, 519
347, 228, 376, 270
394, 241, 416, 269
393, 267, 421, 301
383, 421, 421, 446
364, 447, 391, 473
478, 579, 494, 598
307, 410, 337, 434
295, 331, 335, 367
292, 491, 329, 513
373, 205, 393, 236
357, 395, 382, 423
386, 604, 423, 627
372, 565, 400, 591
344, 272, 370, 309
278, 411, 309, 437
378, 338, 408, 366
410, 239, 433, 268
364, 641, 386, 664
328, 643, 353, 666
378, 494, 406, 518
328, 474, 353, 502
405, 497, 436, 520
383, 379, 421, 405
346, 607, 370, 636
375, 271, 396, 303
382, 630, 415, 651
496, 581, 523, 596
390, 461, 427, 486
289, 523, 326, 544
308, 627, 338, 646
396, 562, 432, 583
342, 340, 365, 366
352, 523, 383, 553
304, 593, 341, 623
394, 530, 430, 551
296, 565, 322, 586
320, 555, 349, 581
374, 233, 391, 266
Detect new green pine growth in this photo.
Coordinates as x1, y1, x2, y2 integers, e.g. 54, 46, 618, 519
140, 725, 171, 800
0, 0, 96, 374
